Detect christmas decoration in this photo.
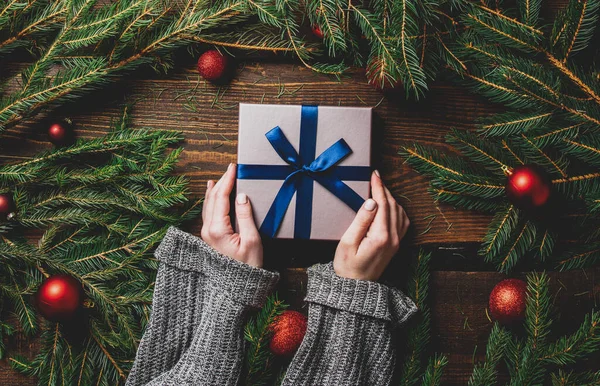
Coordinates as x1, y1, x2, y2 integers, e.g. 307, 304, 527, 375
399, 250, 448, 386
1, 108, 200, 384
269, 310, 307, 356
469, 273, 600, 385
488, 279, 527, 325
401, 0, 600, 272
243, 294, 288, 385
48, 121, 74, 147
197, 50, 230, 83
0, 1, 457, 137
311, 25, 324, 39
35, 275, 83, 322
505, 165, 552, 211
237, 104, 372, 240
0, 193, 15, 220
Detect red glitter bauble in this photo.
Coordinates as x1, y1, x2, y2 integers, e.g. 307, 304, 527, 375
311, 25, 324, 38
269, 310, 307, 356
48, 121, 74, 147
505, 164, 552, 211
197, 50, 230, 83
489, 278, 527, 325
0, 193, 15, 220
35, 275, 83, 322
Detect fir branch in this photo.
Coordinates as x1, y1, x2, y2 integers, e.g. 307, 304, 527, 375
478, 111, 553, 137
518, 0, 541, 26
525, 272, 552, 350
243, 293, 288, 385
541, 310, 600, 366
420, 354, 448, 386
556, 244, 600, 271
468, 323, 510, 386
552, 0, 600, 61
495, 220, 536, 273
399, 249, 446, 386
480, 205, 519, 261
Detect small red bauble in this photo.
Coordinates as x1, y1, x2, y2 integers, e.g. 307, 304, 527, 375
35, 275, 83, 322
269, 310, 307, 356
48, 121, 74, 147
311, 25, 324, 39
197, 50, 230, 83
0, 193, 15, 220
505, 164, 552, 210
489, 278, 527, 325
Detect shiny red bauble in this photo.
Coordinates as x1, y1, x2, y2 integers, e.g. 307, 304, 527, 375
35, 275, 83, 322
48, 121, 74, 147
0, 193, 15, 220
505, 165, 552, 210
311, 25, 324, 39
269, 310, 307, 356
489, 278, 527, 325
197, 49, 230, 83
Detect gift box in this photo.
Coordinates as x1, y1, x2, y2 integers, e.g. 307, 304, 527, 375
236, 103, 372, 240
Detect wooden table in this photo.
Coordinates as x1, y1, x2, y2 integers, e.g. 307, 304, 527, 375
1, 57, 598, 385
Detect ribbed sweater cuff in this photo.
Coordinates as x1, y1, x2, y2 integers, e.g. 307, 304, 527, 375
154, 226, 279, 308
305, 262, 418, 325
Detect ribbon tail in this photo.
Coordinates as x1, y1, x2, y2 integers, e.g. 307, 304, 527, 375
259, 176, 300, 237
312, 174, 365, 212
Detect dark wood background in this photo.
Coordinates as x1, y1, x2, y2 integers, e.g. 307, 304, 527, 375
1, 5, 599, 383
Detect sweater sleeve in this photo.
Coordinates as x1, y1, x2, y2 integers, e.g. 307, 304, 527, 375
281, 262, 417, 386
126, 227, 279, 386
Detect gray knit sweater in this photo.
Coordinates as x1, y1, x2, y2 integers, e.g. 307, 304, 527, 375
126, 227, 417, 386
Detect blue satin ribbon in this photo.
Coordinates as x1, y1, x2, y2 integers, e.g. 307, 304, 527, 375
237, 105, 370, 238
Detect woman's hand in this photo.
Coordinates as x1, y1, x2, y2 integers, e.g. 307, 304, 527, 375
201, 163, 263, 268
333, 170, 410, 281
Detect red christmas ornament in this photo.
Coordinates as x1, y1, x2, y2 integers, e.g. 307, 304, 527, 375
35, 275, 83, 322
269, 310, 307, 356
505, 164, 552, 211
489, 278, 527, 325
0, 193, 15, 220
197, 49, 230, 83
48, 121, 74, 147
311, 25, 324, 39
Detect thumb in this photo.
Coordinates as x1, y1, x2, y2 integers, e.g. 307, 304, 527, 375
235, 193, 260, 240
340, 199, 378, 248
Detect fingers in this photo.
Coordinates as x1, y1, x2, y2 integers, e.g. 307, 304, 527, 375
368, 170, 390, 237
202, 180, 215, 223
340, 198, 378, 249
211, 163, 237, 228
384, 184, 398, 233
235, 193, 261, 242
398, 209, 410, 239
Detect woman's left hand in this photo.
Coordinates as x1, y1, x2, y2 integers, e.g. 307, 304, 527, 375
201, 163, 263, 268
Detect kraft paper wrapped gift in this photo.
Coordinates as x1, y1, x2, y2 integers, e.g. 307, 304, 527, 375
236, 103, 372, 240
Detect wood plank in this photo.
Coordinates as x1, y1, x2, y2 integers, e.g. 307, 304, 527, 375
0, 61, 500, 247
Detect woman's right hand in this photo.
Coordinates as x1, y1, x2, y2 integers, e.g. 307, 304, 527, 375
333, 170, 410, 281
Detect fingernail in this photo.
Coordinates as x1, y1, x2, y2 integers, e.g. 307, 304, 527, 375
236, 193, 247, 204
228, 163, 234, 171
374, 169, 380, 177
364, 199, 376, 211
207, 180, 213, 188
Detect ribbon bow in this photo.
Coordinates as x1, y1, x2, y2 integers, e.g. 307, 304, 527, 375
237, 105, 371, 238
